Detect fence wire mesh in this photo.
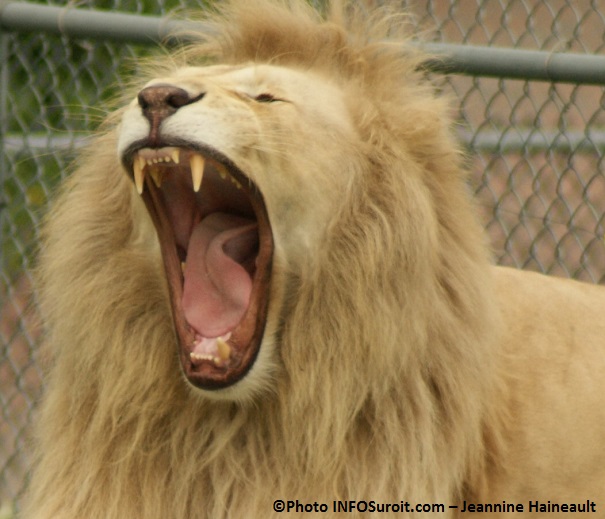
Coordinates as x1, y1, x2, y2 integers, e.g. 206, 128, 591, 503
1, 0, 605, 514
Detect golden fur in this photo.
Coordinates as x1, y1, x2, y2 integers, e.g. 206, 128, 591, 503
25, 1, 605, 517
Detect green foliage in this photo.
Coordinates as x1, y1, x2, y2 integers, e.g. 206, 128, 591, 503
0, 504, 15, 519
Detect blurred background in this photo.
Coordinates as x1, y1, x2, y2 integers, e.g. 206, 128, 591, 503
1, 0, 604, 515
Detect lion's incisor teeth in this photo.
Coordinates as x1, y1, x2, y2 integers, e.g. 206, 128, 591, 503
190, 352, 213, 363
171, 149, 180, 164
190, 154, 205, 192
134, 155, 145, 195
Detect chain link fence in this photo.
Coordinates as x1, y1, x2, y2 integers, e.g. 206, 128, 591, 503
1, 0, 605, 514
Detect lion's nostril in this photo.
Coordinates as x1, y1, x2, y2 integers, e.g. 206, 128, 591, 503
166, 92, 191, 109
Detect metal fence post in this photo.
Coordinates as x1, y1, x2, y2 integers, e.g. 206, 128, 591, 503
0, 29, 7, 272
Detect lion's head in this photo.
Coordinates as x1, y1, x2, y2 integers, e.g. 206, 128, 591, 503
118, 63, 358, 393
113, 0, 494, 403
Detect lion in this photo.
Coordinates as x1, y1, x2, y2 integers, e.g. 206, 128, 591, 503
24, 1, 605, 518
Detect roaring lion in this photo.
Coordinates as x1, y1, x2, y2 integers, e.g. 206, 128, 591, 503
24, 1, 605, 517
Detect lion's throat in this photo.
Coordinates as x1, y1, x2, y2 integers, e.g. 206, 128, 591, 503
182, 213, 257, 339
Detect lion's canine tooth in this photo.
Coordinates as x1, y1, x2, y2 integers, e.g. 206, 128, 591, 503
149, 166, 162, 188
181, 261, 186, 274
190, 154, 205, 192
134, 155, 145, 195
217, 338, 232, 361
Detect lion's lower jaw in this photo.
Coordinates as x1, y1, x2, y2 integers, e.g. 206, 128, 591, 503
184, 335, 279, 402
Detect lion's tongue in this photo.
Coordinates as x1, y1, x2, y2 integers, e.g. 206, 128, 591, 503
182, 213, 257, 338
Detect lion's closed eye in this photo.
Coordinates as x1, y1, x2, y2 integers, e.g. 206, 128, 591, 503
253, 93, 284, 103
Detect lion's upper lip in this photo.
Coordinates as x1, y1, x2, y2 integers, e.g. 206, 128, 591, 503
122, 142, 273, 390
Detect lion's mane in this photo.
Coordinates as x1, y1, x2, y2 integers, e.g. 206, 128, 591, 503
25, 1, 504, 517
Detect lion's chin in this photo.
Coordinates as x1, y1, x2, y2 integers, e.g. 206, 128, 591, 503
122, 142, 273, 390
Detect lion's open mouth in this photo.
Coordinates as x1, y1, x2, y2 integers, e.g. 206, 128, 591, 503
123, 144, 273, 390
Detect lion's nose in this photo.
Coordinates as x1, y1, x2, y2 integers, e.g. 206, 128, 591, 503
138, 84, 199, 118
137, 84, 204, 144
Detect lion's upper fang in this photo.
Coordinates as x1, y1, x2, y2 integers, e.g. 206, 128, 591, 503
132, 146, 244, 196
